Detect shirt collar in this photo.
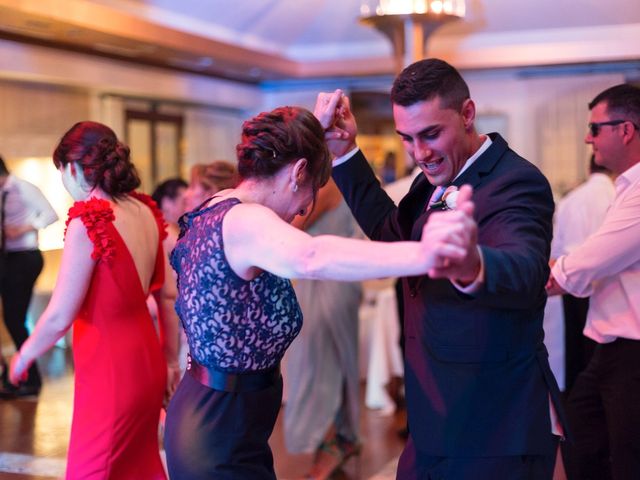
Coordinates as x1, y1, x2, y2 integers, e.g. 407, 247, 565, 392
615, 160, 640, 194
452, 135, 492, 182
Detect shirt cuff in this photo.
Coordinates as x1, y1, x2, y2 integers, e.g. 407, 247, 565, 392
551, 256, 593, 298
452, 246, 485, 294
332, 146, 360, 167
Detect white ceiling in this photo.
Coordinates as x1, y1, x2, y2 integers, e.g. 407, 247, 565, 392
95, 0, 640, 60
0, 0, 638, 82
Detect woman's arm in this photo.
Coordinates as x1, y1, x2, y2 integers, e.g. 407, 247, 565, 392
224, 187, 475, 282
152, 236, 181, 401
9, 218, 95, 383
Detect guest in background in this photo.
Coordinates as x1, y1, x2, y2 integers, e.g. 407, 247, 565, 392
550, 155, 615, 394
9, 121, 179, 479
284, 179, 362, 480
0, 155, 58, 399
381, 151, 397, 185
548, 84, 640, 480
384, 157, 421, 207
152, 177, 188, 241
185, 160, 239, 211
151, 178, 189, 372
164, 105, 476, 479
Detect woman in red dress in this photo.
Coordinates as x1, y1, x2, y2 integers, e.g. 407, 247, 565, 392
9, 121, 180, 479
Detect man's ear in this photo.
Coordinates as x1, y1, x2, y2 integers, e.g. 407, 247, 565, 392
622, 121, 638, 145
461, 99, 476, 131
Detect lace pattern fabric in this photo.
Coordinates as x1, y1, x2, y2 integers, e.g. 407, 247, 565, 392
171, 198, 302, 373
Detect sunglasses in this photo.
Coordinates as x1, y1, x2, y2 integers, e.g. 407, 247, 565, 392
588, 119, 637, 137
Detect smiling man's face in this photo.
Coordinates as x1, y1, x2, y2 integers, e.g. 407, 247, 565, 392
393, 96, 473, 186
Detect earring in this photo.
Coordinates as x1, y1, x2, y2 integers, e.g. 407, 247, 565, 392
293, 184, 298, 192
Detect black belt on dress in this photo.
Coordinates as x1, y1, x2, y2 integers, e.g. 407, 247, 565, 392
186, 353, 280, 393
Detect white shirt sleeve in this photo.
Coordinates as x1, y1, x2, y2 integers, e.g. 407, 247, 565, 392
552, 184, 640, 297
19, 180, 59, 229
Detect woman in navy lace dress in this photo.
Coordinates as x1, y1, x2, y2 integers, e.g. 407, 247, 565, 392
164, 105, 476, 479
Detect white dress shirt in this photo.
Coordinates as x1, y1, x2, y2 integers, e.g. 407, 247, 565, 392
1, 174, 58, 252
552, 161, 640, 343
551, 173, 615, 259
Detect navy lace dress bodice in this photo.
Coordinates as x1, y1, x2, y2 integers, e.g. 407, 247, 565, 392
170, 197, 302, 373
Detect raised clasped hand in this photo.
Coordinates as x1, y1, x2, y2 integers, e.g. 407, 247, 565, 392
421, 185, 480, 282
314, 89, 357, 158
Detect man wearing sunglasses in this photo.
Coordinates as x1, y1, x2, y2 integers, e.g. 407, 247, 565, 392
548, 83, 640, 480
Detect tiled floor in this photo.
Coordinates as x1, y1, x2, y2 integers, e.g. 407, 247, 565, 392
0, 347, 567, 479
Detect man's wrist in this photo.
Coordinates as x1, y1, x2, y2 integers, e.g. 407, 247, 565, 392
452, 246, 484, 293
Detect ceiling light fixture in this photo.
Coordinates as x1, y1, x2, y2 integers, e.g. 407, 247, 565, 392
360, 0, 466, 72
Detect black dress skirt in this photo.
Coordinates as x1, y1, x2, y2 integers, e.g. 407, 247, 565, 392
164, 372, 283, 480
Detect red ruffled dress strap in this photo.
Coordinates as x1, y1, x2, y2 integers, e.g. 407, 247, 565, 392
65, 197, 116, 262
129, 191, 168, 241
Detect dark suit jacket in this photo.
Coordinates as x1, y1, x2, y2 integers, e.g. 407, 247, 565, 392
333, 133, 567, 458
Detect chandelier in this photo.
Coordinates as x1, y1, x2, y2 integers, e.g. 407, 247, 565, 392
360, 0, 466, 72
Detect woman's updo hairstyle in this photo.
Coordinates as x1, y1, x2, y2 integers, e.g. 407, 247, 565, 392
236, 106, 331, 196
53, 121, 140, 198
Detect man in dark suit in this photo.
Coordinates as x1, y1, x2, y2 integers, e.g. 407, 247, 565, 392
316, 58, 566, 479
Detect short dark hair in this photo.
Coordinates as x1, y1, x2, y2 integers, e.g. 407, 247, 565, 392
152, 178, 188, 207
391, 58, 470, 111
588, 84, 640, 128
0, 155, 8, 176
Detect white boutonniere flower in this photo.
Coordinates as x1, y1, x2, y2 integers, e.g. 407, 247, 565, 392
442, 186, 459, 210
431, 186, 459, 210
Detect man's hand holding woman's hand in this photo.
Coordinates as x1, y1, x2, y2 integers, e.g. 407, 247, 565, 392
421, 185, 481, 283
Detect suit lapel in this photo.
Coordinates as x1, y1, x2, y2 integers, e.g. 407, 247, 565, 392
452, 133, 507, 190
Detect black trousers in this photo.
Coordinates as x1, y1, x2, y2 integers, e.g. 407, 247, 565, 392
562, 294, 596, 394
562, 338, 640, 480
0, 250, 43, 388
